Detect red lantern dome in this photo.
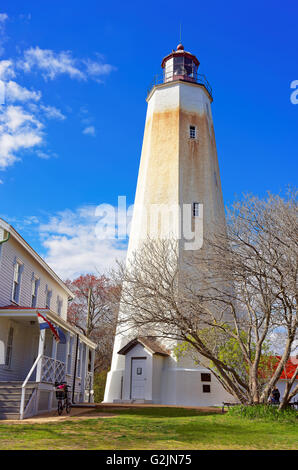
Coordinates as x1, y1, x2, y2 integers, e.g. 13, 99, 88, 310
161, 44, 200, 83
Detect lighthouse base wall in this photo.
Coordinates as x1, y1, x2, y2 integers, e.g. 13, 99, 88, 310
103, 360, 235, 407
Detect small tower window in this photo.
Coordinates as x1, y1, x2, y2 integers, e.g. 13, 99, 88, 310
192, 202, 200, 217
189, 125, 196, 139
201, 373, 211, 382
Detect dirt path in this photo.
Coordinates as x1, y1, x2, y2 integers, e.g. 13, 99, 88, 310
0, 408, 116, 425
0, 404, 223, 425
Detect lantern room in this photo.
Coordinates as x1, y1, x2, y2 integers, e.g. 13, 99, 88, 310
161, 44, 200, 83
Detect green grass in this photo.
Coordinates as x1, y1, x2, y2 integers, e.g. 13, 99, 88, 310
0, 406, 297, 450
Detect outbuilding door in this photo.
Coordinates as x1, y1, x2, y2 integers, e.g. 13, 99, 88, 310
131, 358, 147, 399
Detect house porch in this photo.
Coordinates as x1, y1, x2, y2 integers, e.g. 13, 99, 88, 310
0, 307, 96, 419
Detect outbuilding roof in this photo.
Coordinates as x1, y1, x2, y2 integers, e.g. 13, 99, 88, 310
118, 336, 170, 356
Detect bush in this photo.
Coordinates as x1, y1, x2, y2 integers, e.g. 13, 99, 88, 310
93, 370, 108, 403
227, 404, 297, 423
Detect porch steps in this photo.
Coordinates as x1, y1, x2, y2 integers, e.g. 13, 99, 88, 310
0, 382, 35, 420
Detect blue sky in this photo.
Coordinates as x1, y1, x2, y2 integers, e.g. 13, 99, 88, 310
0, 1, 297, 278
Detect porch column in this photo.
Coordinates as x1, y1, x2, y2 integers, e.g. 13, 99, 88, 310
51, 334, 58, 381
82, 344, 88, 402
35, 329, 45, 382
51, 335, 58, 360
90, 349, 95, 403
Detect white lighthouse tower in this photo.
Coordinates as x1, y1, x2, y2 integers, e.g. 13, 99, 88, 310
104, 44, 233, 406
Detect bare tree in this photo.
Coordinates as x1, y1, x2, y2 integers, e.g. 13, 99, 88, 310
114, 190, 297, 408
66, 274, 120, 372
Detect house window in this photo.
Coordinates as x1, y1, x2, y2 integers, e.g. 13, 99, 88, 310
12, 261, 22, 304
57, 296, 63, 316
67, 335, 73, 375
201, 373, 211, 382
203, 384, 211, 393
5, 327, 14, 367
31, 276, 39, 308
45, 286, 52, 309
189, 125, 196, 139
192, 202, 200, 217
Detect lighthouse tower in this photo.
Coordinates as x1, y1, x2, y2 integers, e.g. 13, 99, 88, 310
104, 44, 232, 406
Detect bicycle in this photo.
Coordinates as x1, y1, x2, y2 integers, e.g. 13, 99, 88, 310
55, 381, 71, 415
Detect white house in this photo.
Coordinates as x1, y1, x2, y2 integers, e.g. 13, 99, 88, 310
0, 218, 96, 419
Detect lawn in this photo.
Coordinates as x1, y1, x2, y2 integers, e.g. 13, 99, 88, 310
0, 407, 297, 450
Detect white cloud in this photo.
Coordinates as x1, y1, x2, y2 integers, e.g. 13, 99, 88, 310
0, 13, 8, 23
5, 80, 41, 103
0, 60, 15, 80
38, 206, 128, 279
19, 46, 85, 80
0, 43, 114, 171
40, 104, 66, 120
83, 125, 96, 136
0, 58, 65, 169
0, 104, 44, 169
18, 46, 115, 82
0, 178, 3, 184
83, 58, 115, 82
36, 150, 58, 160
0, 13, 8, 56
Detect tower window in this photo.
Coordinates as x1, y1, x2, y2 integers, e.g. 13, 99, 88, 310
192, 202, 200, 217
201, 373, 211, 382
203, 384, 211, 393
189, 125, 196, 139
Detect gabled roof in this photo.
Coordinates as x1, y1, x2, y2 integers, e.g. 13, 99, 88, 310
118, 336, 170, 356
0, 218, 74, 299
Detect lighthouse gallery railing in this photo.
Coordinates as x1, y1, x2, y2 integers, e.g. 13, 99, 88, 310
147, 71, 213, 99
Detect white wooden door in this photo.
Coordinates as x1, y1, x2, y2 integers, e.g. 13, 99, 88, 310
131, 358, 147, 399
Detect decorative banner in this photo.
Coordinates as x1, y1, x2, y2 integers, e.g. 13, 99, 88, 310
37, 311, 60, 342
57, 327, 67, 344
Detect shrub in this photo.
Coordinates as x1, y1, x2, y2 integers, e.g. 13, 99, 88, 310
93, 370, 108, 403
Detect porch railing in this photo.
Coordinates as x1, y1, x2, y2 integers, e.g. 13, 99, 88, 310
20, 354, 66, 419
40, 355, 66, 384
85, 371, 94, 403
20, 353, 42, 420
